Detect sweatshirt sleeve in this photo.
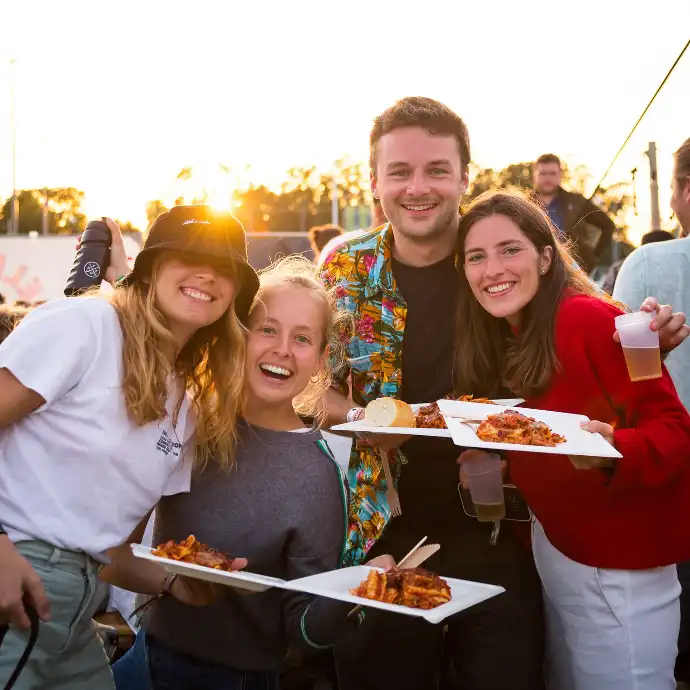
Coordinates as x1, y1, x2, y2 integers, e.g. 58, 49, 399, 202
577, 298, 690, 490
281, 447, 362, 650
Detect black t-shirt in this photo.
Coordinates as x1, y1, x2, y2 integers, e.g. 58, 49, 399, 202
391, 254, 464, 528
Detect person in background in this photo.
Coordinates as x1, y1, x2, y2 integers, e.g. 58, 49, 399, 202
0, 305, 28, 344
316, 199, 387, 269
602, 229, 674, 295
456, 190, 690, 690
104, 255, 392, 690
308, 224, 344, 263
613, 137, 690, 689
533, 153, 615, 274
0, 207, 257, 690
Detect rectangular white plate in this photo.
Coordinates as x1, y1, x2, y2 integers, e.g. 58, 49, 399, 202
284, 566, 505, 624
330, 400, 523, 438
131, 544, 290, 593
437, 400, 622, 458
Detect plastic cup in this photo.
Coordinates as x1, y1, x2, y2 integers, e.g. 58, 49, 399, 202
462, 452, 505, 522
614, 311, 662, 382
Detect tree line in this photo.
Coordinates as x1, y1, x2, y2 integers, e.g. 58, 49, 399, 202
0, 158, 632, 243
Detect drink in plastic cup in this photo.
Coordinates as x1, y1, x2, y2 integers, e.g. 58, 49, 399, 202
614, 311, 662, 382
462, 452, 505, 522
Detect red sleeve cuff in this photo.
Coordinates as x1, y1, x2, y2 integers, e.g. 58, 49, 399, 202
606, 428, 643, 490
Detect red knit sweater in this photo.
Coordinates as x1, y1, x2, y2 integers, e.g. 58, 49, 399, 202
508, 292, 690, 569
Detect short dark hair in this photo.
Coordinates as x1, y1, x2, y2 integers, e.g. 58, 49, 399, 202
536, 153, 561, 167
308, 224, 344, 253
369, 97, 471, 177
641, 230, 673, 245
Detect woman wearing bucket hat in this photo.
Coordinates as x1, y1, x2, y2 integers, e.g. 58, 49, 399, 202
0, 206, 258, 690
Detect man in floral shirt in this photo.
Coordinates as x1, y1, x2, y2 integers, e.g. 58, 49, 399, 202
320, 97, 690, 690
319, 97, 546, 690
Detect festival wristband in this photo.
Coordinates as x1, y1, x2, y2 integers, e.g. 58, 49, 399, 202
347, 407, 365, 423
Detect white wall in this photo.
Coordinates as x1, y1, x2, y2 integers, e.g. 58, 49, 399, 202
0, 234, 142, 303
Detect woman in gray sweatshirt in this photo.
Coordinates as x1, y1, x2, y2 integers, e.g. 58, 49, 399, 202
103, 257, 392, 690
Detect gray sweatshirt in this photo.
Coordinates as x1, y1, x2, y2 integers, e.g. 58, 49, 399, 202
142, 420, 358, 671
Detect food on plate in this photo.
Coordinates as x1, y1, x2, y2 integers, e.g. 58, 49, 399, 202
456, 394, 496, 405
350, 567, 452, 610
415, 396, 496, 429
415, 402, 447, 429
364, 397, 416, 428
153, 534, 236, 571
476, 410, 566, 447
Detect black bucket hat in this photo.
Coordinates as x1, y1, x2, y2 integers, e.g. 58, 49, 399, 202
121, 205, 259, 323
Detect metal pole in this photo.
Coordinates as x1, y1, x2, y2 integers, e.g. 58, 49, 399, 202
42, 188, 49, 235
647, 142, 661, 232
9, 59, 18, 235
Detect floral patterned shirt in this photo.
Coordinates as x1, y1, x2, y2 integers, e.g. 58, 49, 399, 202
319, 223, 410, 566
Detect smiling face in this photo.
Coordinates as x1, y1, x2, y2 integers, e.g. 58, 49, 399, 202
153, 251, 237, 345
246, 285, 326, 409
533, 162, 561, 196
463, 214, 553, 327
372, 126, 468, 246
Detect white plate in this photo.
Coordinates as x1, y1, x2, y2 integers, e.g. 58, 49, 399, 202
330, 400, 523, 438
437, 400, 622, 458
131, 544, 289, 593
483, 398, 524, 407
285, 566, 505, 625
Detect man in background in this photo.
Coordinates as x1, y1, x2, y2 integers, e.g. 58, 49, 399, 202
533, 153, 615, 273
316, 199, 387, 268
613, 137, 690, 690
307, 224, 344, 262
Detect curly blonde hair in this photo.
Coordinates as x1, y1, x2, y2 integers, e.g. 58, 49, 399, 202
106, 253, 246, 472
249, 255, 351, 426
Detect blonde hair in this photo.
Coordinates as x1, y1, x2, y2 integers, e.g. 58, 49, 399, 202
106, 253, 246, 472
249, 255, 351, 426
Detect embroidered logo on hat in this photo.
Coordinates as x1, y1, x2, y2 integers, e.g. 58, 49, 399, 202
182, 219, 211, 225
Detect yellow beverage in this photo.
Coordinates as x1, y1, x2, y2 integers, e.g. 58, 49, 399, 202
474, 502, 506, 522
622, 346, 662, 382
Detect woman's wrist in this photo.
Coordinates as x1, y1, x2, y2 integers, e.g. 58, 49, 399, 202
108, 267, 130, 286
161, 573, 178, 597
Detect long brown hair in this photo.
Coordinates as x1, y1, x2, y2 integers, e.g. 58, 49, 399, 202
107, 253, 246, 471
453, 190, 611, 399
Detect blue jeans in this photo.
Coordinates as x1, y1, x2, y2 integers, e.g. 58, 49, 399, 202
112, 631, 150, 690
146, 634, 280, 690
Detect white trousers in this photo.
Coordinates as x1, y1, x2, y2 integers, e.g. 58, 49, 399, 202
532, 519, 681, 690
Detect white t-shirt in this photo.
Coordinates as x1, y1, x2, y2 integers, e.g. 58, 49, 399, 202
0, 297, 194, 559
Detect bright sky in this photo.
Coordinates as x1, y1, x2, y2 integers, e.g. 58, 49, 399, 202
1, 0, 689, 244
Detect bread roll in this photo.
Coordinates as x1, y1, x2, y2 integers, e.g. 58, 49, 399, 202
364, 398, 416, 428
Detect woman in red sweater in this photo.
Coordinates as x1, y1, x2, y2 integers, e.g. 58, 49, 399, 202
454, 190, 690, 690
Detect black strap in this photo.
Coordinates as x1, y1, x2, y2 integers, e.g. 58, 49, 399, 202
1, 601, 40, 690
